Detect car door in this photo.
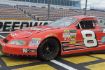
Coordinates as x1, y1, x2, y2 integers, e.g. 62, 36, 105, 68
76, 20, 99, 49
62, 18, 105, 55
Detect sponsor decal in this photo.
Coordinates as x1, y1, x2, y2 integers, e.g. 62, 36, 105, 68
23, 49, 36, 53
63, 30, 76, 45
63, 30, 70, 41
0, 20, 51, 33
69, 30, 76, 44
101, 36, 105, 43
29, 38, 41, 46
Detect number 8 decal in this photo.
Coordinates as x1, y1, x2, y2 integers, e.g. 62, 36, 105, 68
81, 30, 97, 47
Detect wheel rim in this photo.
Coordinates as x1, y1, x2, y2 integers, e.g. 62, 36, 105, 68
38, 38, 59, 60
42, 41, 55, 56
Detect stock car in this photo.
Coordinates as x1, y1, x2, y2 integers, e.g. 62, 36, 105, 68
0, 15, 105, 60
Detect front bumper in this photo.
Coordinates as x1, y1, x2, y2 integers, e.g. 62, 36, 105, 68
0, 39, 37, 56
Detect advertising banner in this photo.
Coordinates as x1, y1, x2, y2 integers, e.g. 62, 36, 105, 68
0, 20, 52, 33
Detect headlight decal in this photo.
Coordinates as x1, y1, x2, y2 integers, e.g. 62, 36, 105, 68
8, 40, 26, 46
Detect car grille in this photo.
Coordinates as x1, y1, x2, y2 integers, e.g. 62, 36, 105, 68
3, 39, 8, 43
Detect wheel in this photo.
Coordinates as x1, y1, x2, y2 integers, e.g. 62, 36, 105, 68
38, 38, 60, 60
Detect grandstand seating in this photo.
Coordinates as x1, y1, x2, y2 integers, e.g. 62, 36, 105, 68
0, 4, 105, 21
0, 4, 31, 20
17, 5, 105, 21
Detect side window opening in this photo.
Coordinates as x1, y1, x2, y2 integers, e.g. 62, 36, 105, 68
76, 20, 96, 29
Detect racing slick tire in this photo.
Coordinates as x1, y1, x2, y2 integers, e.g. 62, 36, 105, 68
38, 38, 60, 61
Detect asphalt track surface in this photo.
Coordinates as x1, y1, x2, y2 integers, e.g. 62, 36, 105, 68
0, 33, 105, 70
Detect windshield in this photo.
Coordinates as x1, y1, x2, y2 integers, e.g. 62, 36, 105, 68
47, 17, 77, 27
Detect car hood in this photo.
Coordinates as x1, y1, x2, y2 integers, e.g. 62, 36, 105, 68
10, 26, 59, 38
10, 30, 32, 38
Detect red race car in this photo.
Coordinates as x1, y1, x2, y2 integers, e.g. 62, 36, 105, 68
0, 15, 105, 60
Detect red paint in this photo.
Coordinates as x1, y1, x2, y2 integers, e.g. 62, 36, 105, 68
0, 15, 105, 57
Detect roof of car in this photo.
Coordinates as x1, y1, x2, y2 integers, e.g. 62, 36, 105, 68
73, 15, 96, 20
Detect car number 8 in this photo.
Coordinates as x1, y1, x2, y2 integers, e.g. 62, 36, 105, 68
81, 30, 97, 47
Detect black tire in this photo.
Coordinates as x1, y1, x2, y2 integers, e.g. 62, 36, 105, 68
38, 38, 60, 60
